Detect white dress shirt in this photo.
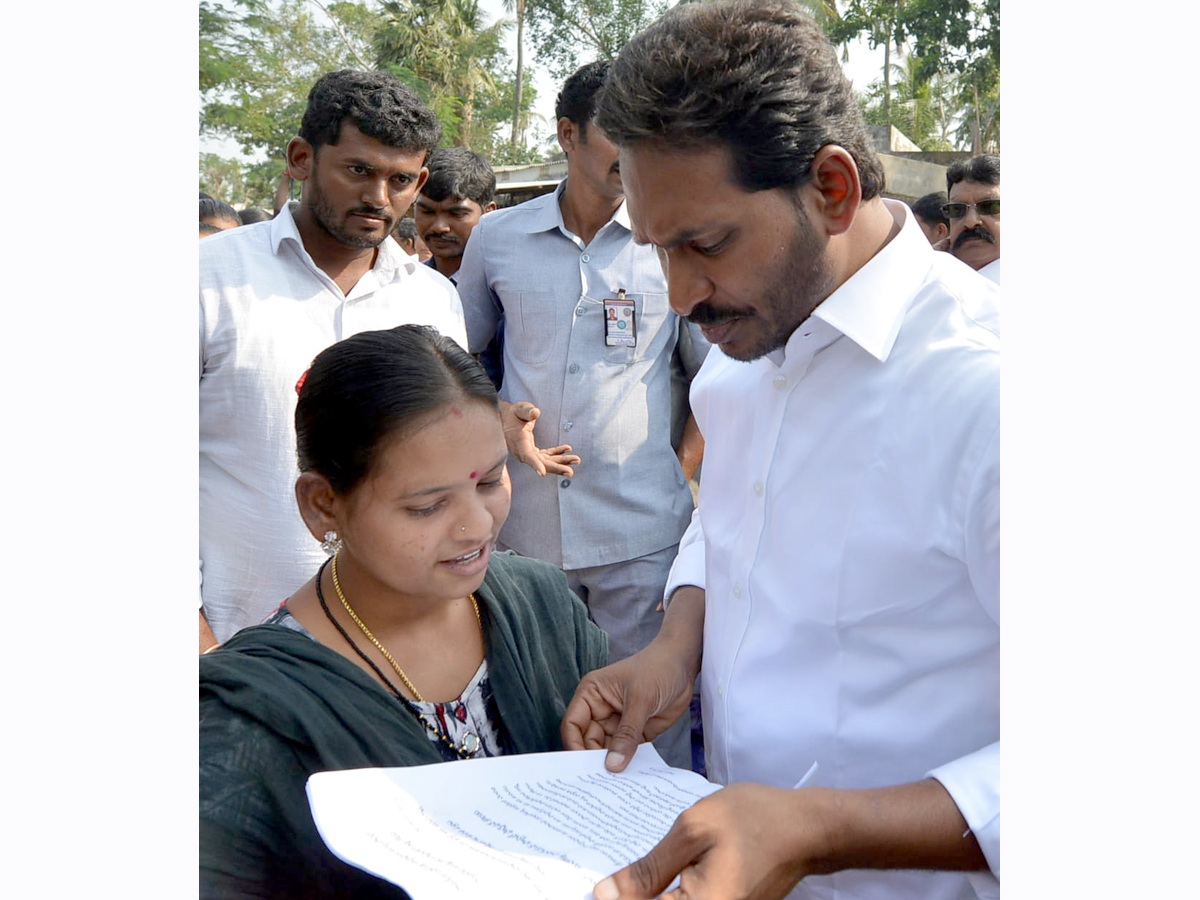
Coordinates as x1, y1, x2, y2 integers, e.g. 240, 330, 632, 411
667, 201, 1000, 899
979, 256, 1001, 284
199, 207, 467, 643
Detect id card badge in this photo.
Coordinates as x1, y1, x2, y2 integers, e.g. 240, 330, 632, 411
603, 289, 637, 347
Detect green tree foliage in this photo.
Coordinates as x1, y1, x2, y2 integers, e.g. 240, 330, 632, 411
372, 0, 539, 157
373, 0, 507, 147
475, 68, 546, 164
526, 0, 670, 82
201, 0, 547, 203
859, 54, 954, 151
825, 0, 998, 152
199, 152, 247, 204
199, 0, 373, 162
501, 0, 529, 149
200, 153, 294, 209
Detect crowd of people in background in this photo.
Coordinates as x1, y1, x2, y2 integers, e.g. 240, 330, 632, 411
200, 2, 999, 898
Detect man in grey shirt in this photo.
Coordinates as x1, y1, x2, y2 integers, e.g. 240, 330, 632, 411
455, 62, 708, 768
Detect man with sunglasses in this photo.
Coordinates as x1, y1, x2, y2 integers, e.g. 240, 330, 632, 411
944, 154, 1001, 283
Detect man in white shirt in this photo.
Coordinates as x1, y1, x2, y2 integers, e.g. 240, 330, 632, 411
944, 154, 1001, 284
561, 3, 999, 899
199, 70, 467, 651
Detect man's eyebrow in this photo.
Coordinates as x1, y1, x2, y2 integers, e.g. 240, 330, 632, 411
634, 227, 712, 249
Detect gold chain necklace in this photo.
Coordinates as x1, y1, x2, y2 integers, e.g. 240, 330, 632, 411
330, 551, 482, 704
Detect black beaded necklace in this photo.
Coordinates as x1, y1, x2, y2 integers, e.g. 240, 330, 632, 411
313, 556, 476, 761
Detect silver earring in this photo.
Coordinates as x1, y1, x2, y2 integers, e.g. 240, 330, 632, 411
321, 530, 343, 555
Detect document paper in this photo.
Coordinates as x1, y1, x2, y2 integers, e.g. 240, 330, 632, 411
307, 744, 720, 899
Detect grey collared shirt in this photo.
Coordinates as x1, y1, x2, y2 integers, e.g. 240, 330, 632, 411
456, 181, 709, 569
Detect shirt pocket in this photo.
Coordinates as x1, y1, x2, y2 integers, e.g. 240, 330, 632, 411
602, 291, 670, 366
499, 290, 556, 366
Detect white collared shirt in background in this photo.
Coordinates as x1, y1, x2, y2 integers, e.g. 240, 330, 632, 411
667, 201, 1000, 900
199, 206, 467, 643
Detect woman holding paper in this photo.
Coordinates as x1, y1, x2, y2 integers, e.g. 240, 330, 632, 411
200, 325, 609, 898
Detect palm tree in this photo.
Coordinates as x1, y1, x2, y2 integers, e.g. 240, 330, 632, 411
502, 0, 528, 149
373, 0, 507, 146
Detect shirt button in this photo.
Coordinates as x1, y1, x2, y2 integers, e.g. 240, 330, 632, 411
563, 421, 573, 432
733, 584, 742, 598
576, 306, 586, 315
560, 478, 571, 488
717, 685, 724, 699
568, 363, 580, 374
581, 253, 591, 262
753, 482, 764, 496
773, 374, 787, 389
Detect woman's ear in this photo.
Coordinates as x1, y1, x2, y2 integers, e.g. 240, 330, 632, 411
295, 472, 341, 542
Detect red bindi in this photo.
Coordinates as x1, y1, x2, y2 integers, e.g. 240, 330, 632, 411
469, 471, 478, 480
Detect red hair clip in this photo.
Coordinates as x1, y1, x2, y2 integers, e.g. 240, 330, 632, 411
295, 368, 309, 396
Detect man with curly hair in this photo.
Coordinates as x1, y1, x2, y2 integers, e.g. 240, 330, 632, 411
199, 70, 467, 651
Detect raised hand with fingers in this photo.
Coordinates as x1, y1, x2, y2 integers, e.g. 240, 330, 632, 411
500, 399, 581, 477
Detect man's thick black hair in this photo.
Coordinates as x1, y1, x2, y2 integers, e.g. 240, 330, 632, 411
200, 197, 239, 223
946, 154, 1000, 193
238, 207, 271, 225
555, 61, 611, 141
421, 147, 496, 207
299, 69, 441, 156
912, 192, 949, 227
595, 0, 884, 198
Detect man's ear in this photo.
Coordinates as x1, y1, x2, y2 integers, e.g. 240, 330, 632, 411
556, 117, 578, 156
936, 222, 949, 241
295, 471, 342, 543
287, 137, 316, 183
806, 145, 862, 237
483, 200, 497, 214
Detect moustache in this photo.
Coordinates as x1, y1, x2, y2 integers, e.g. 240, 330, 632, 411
687, 301, 755, 327
352, 207, 391, 222
954, 226, 995, 250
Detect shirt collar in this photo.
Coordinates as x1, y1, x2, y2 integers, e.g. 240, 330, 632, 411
269, 202, 305, 254
808, 198, 933, 363
268, 202, 416, 284
523, 179, 630, 236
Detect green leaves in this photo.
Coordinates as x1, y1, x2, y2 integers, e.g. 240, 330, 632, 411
828, 0, 998, 152
525, 0, 670, 81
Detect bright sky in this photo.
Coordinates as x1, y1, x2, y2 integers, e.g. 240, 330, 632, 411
200, 0, 889, 163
